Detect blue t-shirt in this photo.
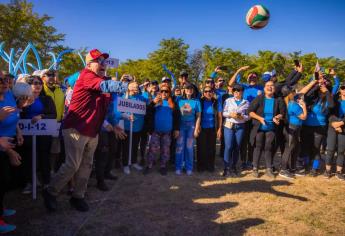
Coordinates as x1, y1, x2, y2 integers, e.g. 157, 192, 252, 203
215, 88, 227, 99
0, 91, 19, 137
122, 94, 148, 132
23, 97, 44, 119
107, 95, 122, 126
288, 101, 303, 126
259, 98, 275, 131
339, 100, 345, 118
178, 98, 201, 125
304, 101, 329, 126
201, 100, 216, 128
241, 84, 263, 103
154, 100, 173, 132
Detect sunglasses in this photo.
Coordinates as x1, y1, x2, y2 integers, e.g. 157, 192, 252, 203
340, 86, 345, 90
204, 90, 213, 93
0, 77, 9, 84
32, 81, 43, 86
91, 58, 106, 65
218, 80, 225, 83
161, 90, 169, 94
205, 80, 214, 84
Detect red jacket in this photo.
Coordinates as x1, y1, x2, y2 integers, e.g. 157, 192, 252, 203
63, 68, 111, 137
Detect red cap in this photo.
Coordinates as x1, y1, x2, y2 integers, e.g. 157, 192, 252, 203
85, 49, 109, 63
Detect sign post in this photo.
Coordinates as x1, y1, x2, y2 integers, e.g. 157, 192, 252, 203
117, 98, 146, 166
18, 119, 60, 200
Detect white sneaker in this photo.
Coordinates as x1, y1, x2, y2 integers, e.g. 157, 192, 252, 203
22, 183, 32, 194
132, 163, 143, 171
123, 166, 131, 175
175, 170, 182, 175
187, 170, 193, 176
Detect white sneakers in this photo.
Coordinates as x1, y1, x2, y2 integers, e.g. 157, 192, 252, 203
175, 170, 182, 175
187, 170, 193, 176
123, 163, 143, 175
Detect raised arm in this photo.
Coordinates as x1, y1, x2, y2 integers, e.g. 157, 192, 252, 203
228, 66, 250, 86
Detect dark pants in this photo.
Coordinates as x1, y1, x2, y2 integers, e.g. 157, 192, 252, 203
95, 131, 118, 182
139, 130, 148, 165
197, 128, 216, 171
272, 124, 285, 164
300, 125, 326, 169
253, 131, 275, 169
0, 152, 11, 216
281, 125, 301, 170
325, 127, 345, 167
122, 131, 141, 166
240, 121, 253, 165
20, 135, 52, 185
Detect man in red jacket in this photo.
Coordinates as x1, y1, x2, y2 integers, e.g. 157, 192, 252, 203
43, 49, 128, 212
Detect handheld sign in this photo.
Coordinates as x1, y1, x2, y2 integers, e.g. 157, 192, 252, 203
104, 58, 119, 68
18, 119, 60, 200
117, 98, 146, 167
117, 97, 146, 115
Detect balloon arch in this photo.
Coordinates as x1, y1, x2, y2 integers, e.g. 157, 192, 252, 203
0, 42, 86, 76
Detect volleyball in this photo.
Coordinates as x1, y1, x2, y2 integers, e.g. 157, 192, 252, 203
246, 5, 270, 29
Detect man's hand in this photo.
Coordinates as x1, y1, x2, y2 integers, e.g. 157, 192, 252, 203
7, 149, 22, 166
105, 124, 113, 132
114, 125, 127, 140
296, 63, 303, 73
215, 66, 222, 73
17, 95, 34, 109
237, 66, 250, 73
0, 137, 15, 151
331, 121, 344, 129
258, 117, 266, 126
273, 114, 282, 125
0, 106, 16, 121
217, 128, 222, 140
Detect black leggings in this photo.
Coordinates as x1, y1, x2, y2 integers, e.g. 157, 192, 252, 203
300, 126, 326, 169
240, 121, 253, 164
281, 125, 301, 170
253, 131, 275, 169
325, 127, 345, 167
0, 151, 11, 216
197, 128, 216, 171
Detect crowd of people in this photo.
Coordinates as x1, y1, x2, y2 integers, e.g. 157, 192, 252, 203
0, 48, 344, 233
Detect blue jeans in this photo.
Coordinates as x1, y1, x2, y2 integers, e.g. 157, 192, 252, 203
223, 124, 244, 169
176, 122, 195, 171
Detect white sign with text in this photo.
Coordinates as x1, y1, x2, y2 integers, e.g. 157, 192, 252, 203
18, 119, 60, 136
117, 98, 146, 115
104, 58, 119, 68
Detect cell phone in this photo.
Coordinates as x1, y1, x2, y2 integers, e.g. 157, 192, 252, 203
314, 72, 319, 80
293, 60, 300, 67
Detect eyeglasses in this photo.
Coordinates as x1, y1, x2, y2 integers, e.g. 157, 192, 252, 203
0, 77, 9, 84
91, 58, 106, 65
204, 90, 213, 94
161, 90, 169, 94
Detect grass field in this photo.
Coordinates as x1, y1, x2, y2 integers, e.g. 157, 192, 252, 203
5, 156, 345, 236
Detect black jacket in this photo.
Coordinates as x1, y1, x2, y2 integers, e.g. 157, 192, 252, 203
274, 70, 302, 97
21, 95, 57, 119
146, 100, 180, 133
248, 94, 286, 145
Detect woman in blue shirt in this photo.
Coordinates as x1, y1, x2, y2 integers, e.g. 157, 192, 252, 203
20, 75, 57, 193
324, 83, 345, 180
196, 85, 222, 172
144, 84, 180, 175
121, 81, 148, 175
300, 76, 334, 176
175, 83, 201, 175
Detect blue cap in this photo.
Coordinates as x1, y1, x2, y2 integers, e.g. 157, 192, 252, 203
262, 71, 272, 82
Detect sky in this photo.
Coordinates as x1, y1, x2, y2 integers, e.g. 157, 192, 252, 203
2, 0, 345, 61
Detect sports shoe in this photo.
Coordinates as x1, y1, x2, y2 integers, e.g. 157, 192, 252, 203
335, 172, 345, 181
295, 168, 306, 176
69, 197, 89, 212
186, 170, 193, 176
310, 169, 318, 177
279, 170, 295, 180
132, 163, 143, 171
2, 209, 16, 217
252, 169, 259, 178
97, 181, 110, 192
160, 167, 167, 176
0, 217, 16, 234
222, 168, 229, 177
175, 170, 182, 175
265, 168, 275, 178
123, 166, 131, 175
22, 183, 32, 194
42, 188, 57, 212
323, 170, 332, 179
